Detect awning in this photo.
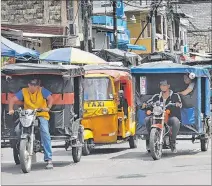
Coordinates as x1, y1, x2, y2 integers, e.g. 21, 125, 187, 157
1, 36, 40, 59
126, 44, 146, 51
23, 32, 68, 38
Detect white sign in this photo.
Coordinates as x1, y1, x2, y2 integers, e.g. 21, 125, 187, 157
140, 76, 146, 95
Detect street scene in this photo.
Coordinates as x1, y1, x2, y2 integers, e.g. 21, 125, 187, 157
1, 140, 211, 185
1, 0, 212, 185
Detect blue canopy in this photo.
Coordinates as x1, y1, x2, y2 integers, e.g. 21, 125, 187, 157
127, 44, 146, 51
131, 61, 210, 78
1, 42, 15, 57
1, 36, 40, 59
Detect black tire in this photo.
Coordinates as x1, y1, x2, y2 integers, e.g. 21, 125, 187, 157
149, 128, 162, 160
129, 135, 138, 149
200, 138, 209, 151
82, 140, 92, 156
13, 146, 20, 165
72, 145, 82, 163
19, 139, 32, 173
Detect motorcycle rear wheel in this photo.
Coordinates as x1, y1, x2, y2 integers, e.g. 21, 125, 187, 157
19, 139, 32, 173
149, 128, 162, 160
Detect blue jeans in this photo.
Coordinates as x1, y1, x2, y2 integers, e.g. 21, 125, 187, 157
15, 117, 52, 161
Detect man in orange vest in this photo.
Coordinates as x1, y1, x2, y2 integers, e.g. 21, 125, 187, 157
8, 78, 54, 169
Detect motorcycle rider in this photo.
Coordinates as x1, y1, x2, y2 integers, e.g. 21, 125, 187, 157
142, 80, 182, 153
8, 78, 54, 169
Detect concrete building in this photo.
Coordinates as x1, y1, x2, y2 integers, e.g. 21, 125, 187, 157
175, 0, 212, 52
1, 0, 83, 53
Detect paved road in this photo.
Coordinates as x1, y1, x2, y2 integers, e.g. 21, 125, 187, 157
1, 140, 211, 185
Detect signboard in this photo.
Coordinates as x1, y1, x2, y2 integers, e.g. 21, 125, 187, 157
140, 76, 147, 95
116, 0, 124, 18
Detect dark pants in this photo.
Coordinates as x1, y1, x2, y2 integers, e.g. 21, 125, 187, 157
145, 116, 180, 143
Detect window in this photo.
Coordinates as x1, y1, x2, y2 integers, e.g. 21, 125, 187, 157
67, 0, 74, 21
84, 78, 113, 101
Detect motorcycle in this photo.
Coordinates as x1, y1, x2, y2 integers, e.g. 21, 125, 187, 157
12, 108, 42, 173
146, 101, 177, 160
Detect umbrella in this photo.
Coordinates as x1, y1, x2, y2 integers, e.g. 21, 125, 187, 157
39, 47, 107, 64
1, 36, 39, 59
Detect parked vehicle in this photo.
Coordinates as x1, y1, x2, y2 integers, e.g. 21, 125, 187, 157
132, 62, 211, 160
1, 63, 84, 173
81, 65, 137, 155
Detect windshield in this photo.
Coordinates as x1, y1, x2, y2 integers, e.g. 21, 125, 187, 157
84, 77, 113, 101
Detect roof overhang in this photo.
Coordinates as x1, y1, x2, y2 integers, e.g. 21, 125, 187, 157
23, 32, 67, 38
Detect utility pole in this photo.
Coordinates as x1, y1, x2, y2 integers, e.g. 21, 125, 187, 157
81, 0, 92, 52
167, 0, 174, 53
112, 0, 118, 48
151, 3, 156, 53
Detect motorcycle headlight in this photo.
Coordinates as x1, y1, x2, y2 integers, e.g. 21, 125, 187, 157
20, 115, 34, 127
153, 106, 163, 116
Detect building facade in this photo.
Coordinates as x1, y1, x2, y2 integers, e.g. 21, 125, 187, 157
1, 0, 83, 53
175, 0, 212, 52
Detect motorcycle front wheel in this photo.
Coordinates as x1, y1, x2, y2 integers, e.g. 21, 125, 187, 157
149, 128, 162, 160
19, 138, 32, 173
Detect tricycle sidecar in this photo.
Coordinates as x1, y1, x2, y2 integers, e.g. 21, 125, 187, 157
81, 64, 137, 155
1, 63, 85, 173
131, 62, 211, 159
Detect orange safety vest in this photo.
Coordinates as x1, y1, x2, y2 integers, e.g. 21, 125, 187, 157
22, 87, 50, 120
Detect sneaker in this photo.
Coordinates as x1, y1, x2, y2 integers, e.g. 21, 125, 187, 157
45, 161, 53, 169
170, 143, 177, 153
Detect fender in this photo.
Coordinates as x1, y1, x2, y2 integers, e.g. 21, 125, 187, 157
20, 133, 29, 139
84, 129, 94, 140
151, 124, 163, 129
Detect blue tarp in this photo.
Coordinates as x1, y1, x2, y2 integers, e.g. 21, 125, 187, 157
1, 42, 15, 57
1, 36, 40, 59
131, 61, 210, 78
126, 44, 146, 51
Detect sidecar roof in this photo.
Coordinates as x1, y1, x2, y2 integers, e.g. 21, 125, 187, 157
131, 61, 210, 78
1, 63, 84, 77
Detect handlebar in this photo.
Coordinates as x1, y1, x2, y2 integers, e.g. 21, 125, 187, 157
142, 102, 178, 110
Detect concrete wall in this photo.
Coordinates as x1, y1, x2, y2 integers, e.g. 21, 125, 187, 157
92, 30, 108, 49
177, 2, 212, 52
1, 0, 63, 26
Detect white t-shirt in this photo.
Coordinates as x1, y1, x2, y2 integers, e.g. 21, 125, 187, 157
188, 82, 195, 90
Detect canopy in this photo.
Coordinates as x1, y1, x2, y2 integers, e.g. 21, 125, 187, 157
85, 69, 130, 81
1, 42, 15, 57
131, 61, 210, 78
140, 52, 180, 64
96, 48, 142, 66
84, 64, 129, 72
1, 36, 40, 59
1, 63, 84, 77
39, 47, 107, 64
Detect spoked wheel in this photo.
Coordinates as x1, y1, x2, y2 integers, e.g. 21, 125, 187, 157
13, 142, 20, 165
19, 139, 32, 173
72, 140, 82, 163
82, 139, 93, 156
149, 128, 162, 160
129, 135, 138, 149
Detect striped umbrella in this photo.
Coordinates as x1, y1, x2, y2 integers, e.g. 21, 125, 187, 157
39, 47, 107, 64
